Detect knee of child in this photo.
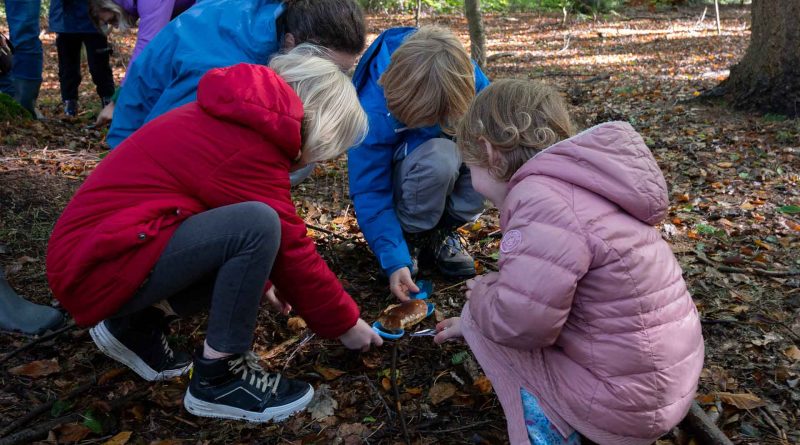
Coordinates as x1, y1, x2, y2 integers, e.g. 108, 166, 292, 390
419, 139, 461, 182
238, 202, 280, 232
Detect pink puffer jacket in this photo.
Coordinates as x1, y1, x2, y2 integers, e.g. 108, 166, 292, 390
461, 121, 704, 445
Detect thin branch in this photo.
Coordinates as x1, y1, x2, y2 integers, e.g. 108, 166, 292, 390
692, 251, 800, 277
0, 321, 76, 366
305, 223, 352, 242
390, 342, 410, 445
0, 379, 95, 437
416, 419, 496, 434
359, 374, 394, 422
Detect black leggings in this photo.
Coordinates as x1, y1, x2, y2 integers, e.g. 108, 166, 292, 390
55, 32, 115, 101
113, 202, 281, 353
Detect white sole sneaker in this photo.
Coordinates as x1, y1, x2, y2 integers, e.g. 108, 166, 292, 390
89, 322, 191, 382
183, 385, 314, 422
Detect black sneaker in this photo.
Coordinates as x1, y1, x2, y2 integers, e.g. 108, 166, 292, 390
64, 100, 78, 117
89, 308, 192, 381
184, 351, 314, 422
430, 227, 476, 278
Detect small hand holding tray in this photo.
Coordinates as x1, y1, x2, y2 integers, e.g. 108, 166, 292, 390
372, 280, 435, 339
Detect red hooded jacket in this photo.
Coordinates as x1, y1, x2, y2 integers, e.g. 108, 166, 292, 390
46, 64, 360, 338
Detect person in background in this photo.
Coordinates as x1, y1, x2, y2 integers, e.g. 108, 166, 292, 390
348, 26, 489, 302
49, 0, 116, 117
435, 79, 704, 445
46, 47, 381, 422
0, 0, 44, 118
87, 0, 195, 126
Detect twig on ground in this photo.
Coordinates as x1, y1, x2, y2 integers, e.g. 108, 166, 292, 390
692, 250, 800, 277
281, 333, 315, 370
359, 374, 394, 421
416, 419, 496, 434
305, 223, 351, 242
390, 342, 410, 445
437, 280, 468, 294
0, 379, 95, 437
679, 401, 734, 445
0, 321, 76, 366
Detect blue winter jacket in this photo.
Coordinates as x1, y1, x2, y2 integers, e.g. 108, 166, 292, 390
106, 0, 284, 148
348, 27, 490, 277
49, 0, 100, 34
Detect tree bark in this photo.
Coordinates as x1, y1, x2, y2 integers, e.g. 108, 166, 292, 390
464, 0, 486, 69
715, 0, 800, 117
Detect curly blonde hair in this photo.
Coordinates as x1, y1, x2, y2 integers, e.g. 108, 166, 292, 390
269, 44, 368, 163
379, 26, 475, 133
456, 79, 575, 181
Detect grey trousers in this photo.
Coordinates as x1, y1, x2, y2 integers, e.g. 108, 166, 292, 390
113, 202, 281, 353
393, 138, 485, 233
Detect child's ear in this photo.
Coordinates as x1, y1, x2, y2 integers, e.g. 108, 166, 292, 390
282, 33, 296, 51
479, 137, 500, 168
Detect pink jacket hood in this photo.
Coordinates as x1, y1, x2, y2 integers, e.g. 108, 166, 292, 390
509, 121, 669, 225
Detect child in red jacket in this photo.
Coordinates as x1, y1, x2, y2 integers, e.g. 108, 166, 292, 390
46, 46, 379, 422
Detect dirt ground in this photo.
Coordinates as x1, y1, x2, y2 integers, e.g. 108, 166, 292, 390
1, 5, 799, 445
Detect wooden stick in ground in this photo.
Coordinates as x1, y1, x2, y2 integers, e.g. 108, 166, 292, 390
390, 342, 411, 445
0, 321, 76, 366
679, 401, 734, 445
360, 374, 394, 422
0, 379, 95, 437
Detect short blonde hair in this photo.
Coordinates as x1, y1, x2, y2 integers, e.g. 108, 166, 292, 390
269, 45, 368, 163
88, 0, 135, 33
379, 26, 475, 133
457, 79, 575, 181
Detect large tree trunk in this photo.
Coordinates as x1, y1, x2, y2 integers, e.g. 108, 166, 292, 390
716, 0, 800, 117
464, 0, 486, 69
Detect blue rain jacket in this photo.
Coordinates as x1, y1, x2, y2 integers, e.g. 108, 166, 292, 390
107, 0, 284, 148
48, 0, 100, 34
347, 27, 490, 277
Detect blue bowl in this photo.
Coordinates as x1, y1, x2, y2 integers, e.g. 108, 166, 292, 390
372, 321, 404, 339
411, 279, 433, 300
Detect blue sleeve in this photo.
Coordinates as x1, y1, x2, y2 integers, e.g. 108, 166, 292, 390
348, 111, 412, 276
474, 61, 490, 93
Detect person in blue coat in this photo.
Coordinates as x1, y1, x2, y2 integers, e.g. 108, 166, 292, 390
348, 26, 490, 301
49, 0, 116, 116
106, 0, 366, 151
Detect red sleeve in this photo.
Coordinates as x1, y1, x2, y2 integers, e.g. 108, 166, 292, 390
199, 149, 359, 338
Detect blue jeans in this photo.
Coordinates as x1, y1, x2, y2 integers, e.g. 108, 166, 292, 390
0, 0, 43, 95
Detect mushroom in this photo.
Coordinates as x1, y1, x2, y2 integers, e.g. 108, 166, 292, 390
377, 299, 428, 331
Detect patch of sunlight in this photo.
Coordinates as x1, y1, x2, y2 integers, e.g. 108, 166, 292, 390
563, 53, 656, 66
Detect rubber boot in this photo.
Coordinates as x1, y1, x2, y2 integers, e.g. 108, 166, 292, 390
12, 77, 41, 118
0, 266, 64, 335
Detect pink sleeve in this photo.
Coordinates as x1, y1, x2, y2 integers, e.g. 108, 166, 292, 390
124, 0, 176, 81
469, 187, 591, 350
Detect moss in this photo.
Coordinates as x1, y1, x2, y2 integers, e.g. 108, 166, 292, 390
0, 92, 31, 120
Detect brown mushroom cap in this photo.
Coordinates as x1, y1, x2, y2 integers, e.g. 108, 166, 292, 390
377, 299, 428, 330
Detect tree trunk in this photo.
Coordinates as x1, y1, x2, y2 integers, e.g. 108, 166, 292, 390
465, 0, 486, 69
716, 0, 800, 117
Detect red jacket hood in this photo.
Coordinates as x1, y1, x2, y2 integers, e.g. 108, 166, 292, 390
197, 63, 303, 159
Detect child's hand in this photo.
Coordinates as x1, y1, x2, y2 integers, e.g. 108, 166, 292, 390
95, 101, 115, 128
264, 286, 292, 315
389, 267, 419, 302
339, 318, 384, 351
434, 317, 463, 344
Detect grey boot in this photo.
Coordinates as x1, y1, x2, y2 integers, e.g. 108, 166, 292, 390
12, 78, 41, 118
0, 266, 64, 335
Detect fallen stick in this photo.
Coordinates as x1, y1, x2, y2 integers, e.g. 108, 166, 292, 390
0, 379, 95, 437
305, 223, 352, 242
692, 251, 800, 277
390, 342, 411, 445
416, 419, 496, 434
679, 401, 734, 445
359, 374, 394, 422
0, 321, 76, 366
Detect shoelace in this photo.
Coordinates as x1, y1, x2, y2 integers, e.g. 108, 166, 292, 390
159, 333, 174, 360
228, 351, 282, 394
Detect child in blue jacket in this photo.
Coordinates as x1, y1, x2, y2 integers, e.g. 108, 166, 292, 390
348, 26, 490, 301
49, 0, 115, 116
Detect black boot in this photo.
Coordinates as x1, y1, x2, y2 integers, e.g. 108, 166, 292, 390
90, 307, 191, 381
184, 350, 313, 422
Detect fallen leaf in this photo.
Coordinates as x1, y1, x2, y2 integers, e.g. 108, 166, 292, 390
777, 205, 800, 214
784, 346, 800, 362
6, 255, 38, 275
314, 365, 345, 381
150, 441, 183, 445
287, 317, 307, 332
54, 423, 91, 443
717, 162, 733, 168
103, 431, 132, 445
713, 392, 766, 409
473, 376, 493, 394
429, 382, 457, 405
98, 368, 127, 385
9, 358, 60, 378
307, 384, 338, 420
405, 387, 423, 396
381, 377, 391, 391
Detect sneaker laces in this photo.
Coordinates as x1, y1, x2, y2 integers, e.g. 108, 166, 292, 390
159, 333, 174, 360
228, 351, 282, 394
437, 228, 468, 257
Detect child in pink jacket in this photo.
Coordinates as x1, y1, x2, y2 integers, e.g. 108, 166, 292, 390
435, 79, 704, 445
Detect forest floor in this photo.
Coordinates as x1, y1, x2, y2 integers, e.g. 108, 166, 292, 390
1, 5, 799, 445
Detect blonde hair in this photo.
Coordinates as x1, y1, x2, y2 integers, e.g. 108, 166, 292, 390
457, 79, 575, 181
88, 0, 135, 33
379, 26, 475, 133
269, 44, 368, 163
